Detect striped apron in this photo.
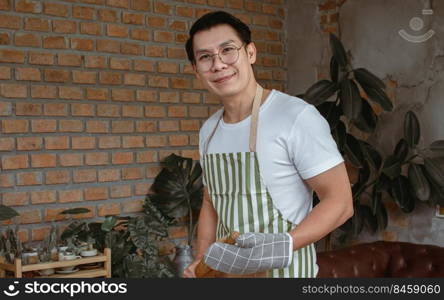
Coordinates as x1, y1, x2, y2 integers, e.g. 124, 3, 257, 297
202, 84, 318, 278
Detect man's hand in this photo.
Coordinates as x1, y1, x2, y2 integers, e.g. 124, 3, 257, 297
203, 232, 293, 275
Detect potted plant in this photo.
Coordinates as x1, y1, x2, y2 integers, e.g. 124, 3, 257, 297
301, 33, 444, 247
147, 153, 203, 277
0, 205, 21, 265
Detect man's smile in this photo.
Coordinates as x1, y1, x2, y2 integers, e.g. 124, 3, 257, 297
212, 72, 237, 84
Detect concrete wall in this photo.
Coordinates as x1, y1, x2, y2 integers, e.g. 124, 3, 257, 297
286, 0, 444, 248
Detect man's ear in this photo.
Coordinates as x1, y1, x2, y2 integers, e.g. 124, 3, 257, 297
246, 42, 257, 64
192, 63, 201, 80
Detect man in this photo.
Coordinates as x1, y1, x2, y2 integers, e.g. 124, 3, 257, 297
183, 11, 353, 278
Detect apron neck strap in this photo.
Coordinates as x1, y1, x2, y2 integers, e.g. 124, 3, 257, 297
204, 84, 264, 155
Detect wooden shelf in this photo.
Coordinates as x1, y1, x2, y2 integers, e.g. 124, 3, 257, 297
0, 248, 111, 278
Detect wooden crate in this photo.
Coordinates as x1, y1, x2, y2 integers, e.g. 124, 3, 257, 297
0, 248, 111, 278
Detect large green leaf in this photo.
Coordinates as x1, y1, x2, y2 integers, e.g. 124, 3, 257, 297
359, 84, 393, 111
303, 80, 338, 106
408, 164, 431, 201
382, 155, 402, 180
424, 157, 444, 187
60, 208, 91, 215
352, 98, 377, 133
340, 79, 362, 120
404, 111, 420, 148
0, 205, 19, 221
329, 33, 348, 68
393, 138, 409, 162
344, 134, 364, 168
128, 217, 150, 250
353, 68, 386, 89
316, 101, 342, 130
330, 56, 339, 82
430, 140, 444, 154
101, 216, 118, 232
390, 176, 415, 213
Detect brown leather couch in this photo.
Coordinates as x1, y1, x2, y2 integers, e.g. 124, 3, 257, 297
317, 241, 444, 277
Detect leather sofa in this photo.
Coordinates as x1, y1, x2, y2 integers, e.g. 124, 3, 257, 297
316, 241, 444, 277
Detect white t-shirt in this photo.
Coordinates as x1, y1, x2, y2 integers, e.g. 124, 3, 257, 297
199, 89, 344, 224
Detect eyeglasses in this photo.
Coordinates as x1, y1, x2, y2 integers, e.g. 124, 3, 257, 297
195, 43, 245, 72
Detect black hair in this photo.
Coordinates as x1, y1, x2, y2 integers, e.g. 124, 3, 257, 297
185, 11, 251, 64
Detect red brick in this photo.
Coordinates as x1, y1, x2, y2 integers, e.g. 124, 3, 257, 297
59, 154, 83, 167
0, 83, 27, 98
0, 0, 10, 10
31, 153, 56, 168
0, 66, 10, 79
0, 137, 14, 151
59, 120, 83, 132
44, 69, 70, 83
72, 103, 95, 116
44, 2, 68, 16
182, 92, 200, 103
98, 203, 120, 216
168, 105, 187, 117
16, 0, 42, 12
134, 60, 154, 72
85, 152, 109, 165
110, 184, 132, 198
109, 57, 131, 70
15, 103, 42, 115
122, 105, 143, 118
31, 190, 56, 204
85, 55, 107, 68
145, 45, 165, 57
0, 49, 24, 63
32, 227, 52, 241
71, 136, 96, 150
158, 61, 177, 73
171, 77, 191, 89
170, 20, 187, 32
73, 6, 96, 20
123, 12, 144, 24
58, 53, 82, 66
100, 72, 122, 84
107, 24, 128, 38
131, 28, 150, 41
2, 120, 28, 133
136, 90, 156, 102
44, 136, 69, 150
146, 165, 163, 178
176, 6, 193, 17
43, 36, 67, 49
31, 86, 57, 98
16, 67, 41, 81
159, 120, 179, 132
98, 168, 120, 182
180, 120, 199, 131
154, 1, 171, 14
148, 76, 168, 88
85, 186, 108, 201
0, 174, 14, 188
44, 208, 68, 222
86, 88, 108, 100
147, 16, 166, 28
112, 120, 134, 133
0, 15, 21, 29
80, 22, 101, 35
154, 31, 173, 43
131, 0, 151, 11
262, 3, 277, 14
160, 91, 179, 103
53, 20, 77, 33
44, 103, 68, 116
14, 33, 39, 47
3, 192, 29, 206
16, 171, 42, 186
122, 136, 144, 148
0, 101, 11, 116
18, 210, 41, 224
99, 136, 121, 149
1, 154, 28, 170
73, 169, 97, 183
16, 137, 41, 151
45, 170, 71, 184
176, 33, 188, 44
97, 104, 120, 117
59, 86, 82, 99
168, 47, 186, 59
97, 39, 120, 53
122, 167, 143, 179
121, 42, 143, 55
112, 89, 134, 101
71, 38, 94, 51
86, 120, 109, 133
180, 149, 199, 160
189, 106, 208, 118
144, 105, 165, 117
31, 119, 56, 133
169, 135, 189, 146
73, 70, 97, 84
29, 52, 54, 65
135, 120, 156, 132
112, 152, 133, 164
58, 189, 83, 203
124, 73, 145, 86
107, 0, 128, 8
25, 18, 49, 31
99, 9, 117, 22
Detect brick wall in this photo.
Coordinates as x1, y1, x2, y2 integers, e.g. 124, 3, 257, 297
0, 0, 287, 248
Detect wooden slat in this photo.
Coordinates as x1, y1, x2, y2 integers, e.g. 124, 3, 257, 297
22, 253, 107, 272
38, 268, 107, 278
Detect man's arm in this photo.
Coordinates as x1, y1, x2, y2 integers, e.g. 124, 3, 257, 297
288, 162, 354, 250
194, 186, 218, 260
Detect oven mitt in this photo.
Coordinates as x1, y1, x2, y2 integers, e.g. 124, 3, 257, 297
203, 232, 293, 275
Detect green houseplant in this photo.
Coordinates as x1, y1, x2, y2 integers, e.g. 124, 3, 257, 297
0, 205, 21, 264
301, 33, 444, 245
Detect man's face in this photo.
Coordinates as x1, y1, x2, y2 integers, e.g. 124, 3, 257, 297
192, 24, 256, 98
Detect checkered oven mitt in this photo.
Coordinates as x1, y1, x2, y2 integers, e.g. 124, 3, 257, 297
203, 232, 294, 275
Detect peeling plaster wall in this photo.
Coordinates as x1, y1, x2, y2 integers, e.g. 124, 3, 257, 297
286, 0, 444, 248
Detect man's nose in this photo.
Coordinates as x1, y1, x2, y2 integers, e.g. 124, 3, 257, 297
210, 54, 227, 72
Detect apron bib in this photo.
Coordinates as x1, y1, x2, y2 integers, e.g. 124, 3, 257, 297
203, 84, 318, 278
